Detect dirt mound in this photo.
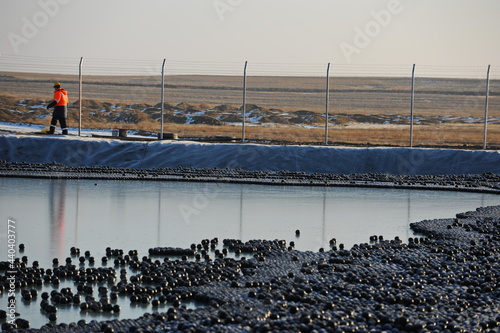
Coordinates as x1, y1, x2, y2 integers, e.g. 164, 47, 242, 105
0, 94, 20, 107
78, 99, 104, 109
153, 102, 177, 111
142, 107, 159, 115
351, 114, 386, 124
176, 102, 203, 111
332, 114, 355, 125
191, 115, 224, 126
218, 114, 242, 123
294, 110, 316, 116
165, 114, 188, 124
212, 104, 237, 112
244, 104, 260, 111
288, 117, 307, 124
265, 115, 289, 124
129, 103, 150, 110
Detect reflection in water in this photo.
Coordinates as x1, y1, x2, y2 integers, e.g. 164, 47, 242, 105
49, 180, 66, 258
239, 186, 243, 240
157, 185, 162, 244
322, 188, 327, 245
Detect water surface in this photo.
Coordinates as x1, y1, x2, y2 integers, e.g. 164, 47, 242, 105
0, 177, 498, 328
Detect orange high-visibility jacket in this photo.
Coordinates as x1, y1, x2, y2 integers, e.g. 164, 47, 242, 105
53, 88, 69, 106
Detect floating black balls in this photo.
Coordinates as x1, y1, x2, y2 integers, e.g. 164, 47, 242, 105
295, 230, 300, 236
46, 305, 57, 313
2, 323, 15, 331
100, 324, 114, 333
103, 304, 113, 312
22, 292, 31, 301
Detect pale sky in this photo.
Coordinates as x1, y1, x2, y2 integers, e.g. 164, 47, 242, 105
1, 0, 499, 67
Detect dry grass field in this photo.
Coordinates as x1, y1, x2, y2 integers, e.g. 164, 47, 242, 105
1, 72, 499, 147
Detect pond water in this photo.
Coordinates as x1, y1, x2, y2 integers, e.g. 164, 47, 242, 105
0, 177, 498, 328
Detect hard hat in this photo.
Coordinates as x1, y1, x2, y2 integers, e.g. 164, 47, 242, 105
53, 82, 61, 87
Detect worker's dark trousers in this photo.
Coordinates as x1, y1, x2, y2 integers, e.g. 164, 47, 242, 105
48, 106, 68, 134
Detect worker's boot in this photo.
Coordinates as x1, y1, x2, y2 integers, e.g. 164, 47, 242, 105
46, 125, 55, 134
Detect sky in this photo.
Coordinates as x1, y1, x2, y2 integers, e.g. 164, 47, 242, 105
0, 0, 499, 68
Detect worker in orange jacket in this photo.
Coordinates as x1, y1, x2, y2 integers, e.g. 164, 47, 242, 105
46, 82, 69, 134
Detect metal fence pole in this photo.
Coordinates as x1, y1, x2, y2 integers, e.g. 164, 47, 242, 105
160, 59, 166, 140
242, 61, 248, 142
324, 63, 331, 145
483, 65, 491, 149
78, 57, 83, 137
409, 64, 415, 147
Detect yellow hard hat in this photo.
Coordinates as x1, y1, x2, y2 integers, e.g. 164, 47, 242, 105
53, 82, 61, 87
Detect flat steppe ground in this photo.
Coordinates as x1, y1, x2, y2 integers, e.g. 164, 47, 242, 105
1, 72, 499, 147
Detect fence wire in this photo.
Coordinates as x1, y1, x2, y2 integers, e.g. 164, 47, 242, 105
0, 54, 498, 148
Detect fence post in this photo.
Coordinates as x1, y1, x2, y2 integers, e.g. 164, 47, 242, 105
324, 62, 331, 145
483, 64, 491, 149
409, 64, 415, 147
160, 59, 166, 140
242, 61, 248, 142
78, 57, 83, 137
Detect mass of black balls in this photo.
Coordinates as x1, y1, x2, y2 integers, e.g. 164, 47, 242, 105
0, 161, 498, 193
0, 205, 499, 332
